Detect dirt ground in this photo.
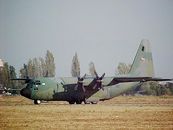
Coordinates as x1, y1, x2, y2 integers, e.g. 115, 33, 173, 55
0, 96, 173, 130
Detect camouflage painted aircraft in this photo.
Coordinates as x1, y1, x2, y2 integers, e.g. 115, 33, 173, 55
13, 40, 172, 104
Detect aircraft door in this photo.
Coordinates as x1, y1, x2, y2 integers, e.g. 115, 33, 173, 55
33, 80, 41, 91
56, 83, 64, 93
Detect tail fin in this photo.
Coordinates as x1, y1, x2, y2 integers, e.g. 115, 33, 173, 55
129, 39, 155, 77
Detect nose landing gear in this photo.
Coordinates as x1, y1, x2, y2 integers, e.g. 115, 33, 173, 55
34, 100, 41, 105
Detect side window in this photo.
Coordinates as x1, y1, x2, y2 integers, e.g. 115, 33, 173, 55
142, 46, 145, 51
34, 80, 41, 90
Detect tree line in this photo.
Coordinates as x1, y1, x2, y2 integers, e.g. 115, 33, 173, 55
20, 50, 55, 78
0, 50, 55, 94
0, 62, 17, 94
0, 51, 172, 95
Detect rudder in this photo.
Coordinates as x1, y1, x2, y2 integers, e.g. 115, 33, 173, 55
129, 39, 155, 77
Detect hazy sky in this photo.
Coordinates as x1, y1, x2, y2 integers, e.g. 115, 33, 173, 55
0, 0, 173, 78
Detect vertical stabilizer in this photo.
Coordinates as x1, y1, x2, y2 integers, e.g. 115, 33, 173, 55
129, 39, 155, 77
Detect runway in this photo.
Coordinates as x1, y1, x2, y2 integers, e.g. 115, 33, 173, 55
0, 96, 173, 129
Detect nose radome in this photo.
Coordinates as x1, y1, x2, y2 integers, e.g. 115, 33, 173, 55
20, 88, 31, 99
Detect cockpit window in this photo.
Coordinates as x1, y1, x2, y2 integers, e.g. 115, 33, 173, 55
34, 80, 41, 85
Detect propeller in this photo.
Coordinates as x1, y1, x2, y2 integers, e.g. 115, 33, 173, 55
1, 87, 21, 94
93, 71, 105, 90
2, 87, 8, 93
75, 74, 86, 92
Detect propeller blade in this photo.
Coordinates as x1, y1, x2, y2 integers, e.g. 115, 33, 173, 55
81, 74, 86, 80
93, 73, 105, 90
100, 73, 105, 79
75, 74, 86, 92
78, 77, 80, 80
94, 70, 98, 78
74, 84, 78, 91
100, 84, 104, 90
82, 84, 86, 92
4, 87, 7, 93
93, 83, 97, 89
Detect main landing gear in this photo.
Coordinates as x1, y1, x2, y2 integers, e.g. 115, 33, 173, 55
68, 100, 98, 104
68, 100, 82, 104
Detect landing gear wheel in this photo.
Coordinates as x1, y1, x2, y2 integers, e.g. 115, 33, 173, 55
34, 100, 41, 105
84, 98, 90, 104
84, 101, 90, 104
69, 101, 75, 104
76, 100, 82, 104
91, 101, 98, 104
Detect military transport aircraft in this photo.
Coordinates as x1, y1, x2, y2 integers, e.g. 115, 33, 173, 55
11, 40, 173, 104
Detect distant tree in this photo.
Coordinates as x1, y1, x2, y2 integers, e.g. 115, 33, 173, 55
71, 52, 80, 77
19, 66, 26, 90
27, 59, 34, 78
9, 66, 16, 80
89, 62, 97, 77
20, 61, 33, 78
0, 65, 4, 87
9, 66, 17, 94
115, 62, 170, 96
32, 58, 40, 77
166, 82, 173, 95
116, 62, 131, 75
19, 64, 26, 78
45, 50, 56, 77
19, 50, 56, 78
27, 58, 41, 78
0, 62, 19, 94
39, 57, 47, 77
26, 58, 40, 78
23, 64, 28, 77
1, 62, 10, 88
140, 81, 160, 96
19, 64, 29, 90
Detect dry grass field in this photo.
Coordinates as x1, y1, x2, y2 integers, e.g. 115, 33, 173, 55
0, 96, 173, 130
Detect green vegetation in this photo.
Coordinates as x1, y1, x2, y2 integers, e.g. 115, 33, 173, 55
89, 62, 97, 77
0, 62, 19, 94
0, 50, 55, 95
116, 62, 131, 75
115, 62, 173, 96
19, 50, 55, 78
1, 54, 172, 96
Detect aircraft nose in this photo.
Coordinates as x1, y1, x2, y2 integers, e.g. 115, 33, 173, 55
20, 88, 31, 99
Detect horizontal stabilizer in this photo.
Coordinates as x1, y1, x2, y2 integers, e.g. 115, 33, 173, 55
108, 77, 173, 86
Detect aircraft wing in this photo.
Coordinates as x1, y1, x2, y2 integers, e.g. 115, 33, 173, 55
60, 77, 94, 85
60, 77, 173, 86
60, 76, 172, 92
60, 77, 77, 84
107, 77, 173, 86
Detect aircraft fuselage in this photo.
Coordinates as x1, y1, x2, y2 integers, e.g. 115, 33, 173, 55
20, 77, 140, 104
